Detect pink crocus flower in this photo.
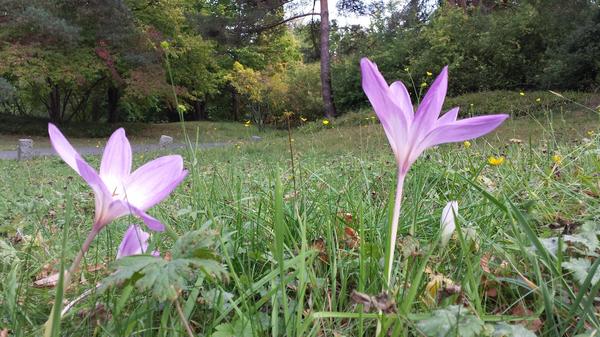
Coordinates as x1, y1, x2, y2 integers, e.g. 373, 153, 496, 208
116, 225, 159, 259
48, 123, 187, 233
360, 58, 508, 287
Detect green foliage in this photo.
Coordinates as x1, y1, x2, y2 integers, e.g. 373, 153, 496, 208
416, 305, 484, 337
416, 306, 539, 337
493, 322, 537, 337
211, 318, 253, 337
539, 7, 600, 89
100, 229, 226, 302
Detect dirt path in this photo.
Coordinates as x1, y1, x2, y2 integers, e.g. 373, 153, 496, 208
0, 141, 230, 160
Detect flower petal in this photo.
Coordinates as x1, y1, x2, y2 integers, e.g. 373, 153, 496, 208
436, 107, 459, 126
360, 58, 409, 156
100, 128, 132, 183
75, 158, 113, 229
412, 66, 448, 137
117, 225, 151, 259
441, 201, 458, 247
421, 114, 509, 149
132, 208, 165, 231
124, 156, 187, 210
389, 81, 414, 121
48, 123, 84, 174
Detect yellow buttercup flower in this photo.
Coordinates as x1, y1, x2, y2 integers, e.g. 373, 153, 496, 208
322, 119, 330, 126
519, 92, 525, 96
244, 120, 251, 127
420, 82, 427, 88
426, 71, 433, 76
536, 98, 541, 102
488, 156, 505, 166
463, 141, 471, 149
552, 154, 562, 165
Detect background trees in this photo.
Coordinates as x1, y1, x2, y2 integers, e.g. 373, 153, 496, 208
0, 0, 598, 125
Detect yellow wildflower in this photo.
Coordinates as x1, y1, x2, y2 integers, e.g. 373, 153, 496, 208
177, 104, 187, 113
300, 116, 307, 122
536, 98, 541, 102
587, 130, 594, 137
244, 120, 251, 127
426, 71, 433, 76
519, 92, 525, 96
487, 156, 505, 166
322, 119, 330, 126
463, 141, 471, 149
420, 82, 427, 88
160, 41, 170, 50
552, 154, 562, 165
404, 67, 409, 72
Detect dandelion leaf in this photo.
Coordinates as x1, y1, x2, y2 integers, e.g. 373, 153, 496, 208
211, 318, 253, 337
100, 230, 226, 302
416, 305, 483, 337
493, 322, 537, 337
562, 258, 600, 285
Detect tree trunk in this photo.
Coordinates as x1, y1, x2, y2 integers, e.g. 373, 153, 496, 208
232, 88, 240, 121
48, 84, 61, 123
192, 100, 208, 120
320, 0, 336, 119
107, 85, 120, 123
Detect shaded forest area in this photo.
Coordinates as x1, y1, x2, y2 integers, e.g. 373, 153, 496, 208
0, 0, 598, 126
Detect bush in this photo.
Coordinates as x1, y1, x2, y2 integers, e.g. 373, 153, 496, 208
285, 62, 323, 120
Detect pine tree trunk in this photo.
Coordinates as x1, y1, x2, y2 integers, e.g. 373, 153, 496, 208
192, 100, 208, 120
107, 85, 120, 123
320, 0, 336, 119
232, 88, 240, 121
48, 85, 61, 123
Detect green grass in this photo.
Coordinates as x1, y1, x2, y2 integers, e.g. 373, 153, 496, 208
0, 114, 277, 151
1, 96, 600, 336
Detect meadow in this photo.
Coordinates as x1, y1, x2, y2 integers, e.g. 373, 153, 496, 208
1, 91, 600, 336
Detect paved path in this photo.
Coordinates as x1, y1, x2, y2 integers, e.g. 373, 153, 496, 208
0, 142, 230, 160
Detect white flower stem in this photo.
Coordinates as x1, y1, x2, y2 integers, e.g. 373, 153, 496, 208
65, 227, 100, 288
385, 171, 405, 289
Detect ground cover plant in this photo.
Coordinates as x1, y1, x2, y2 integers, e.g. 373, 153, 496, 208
1, 81, 600, 336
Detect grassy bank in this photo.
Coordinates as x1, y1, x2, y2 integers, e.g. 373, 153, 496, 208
1, 93, 600, 336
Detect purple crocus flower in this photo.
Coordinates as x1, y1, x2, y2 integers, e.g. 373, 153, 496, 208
48, 123, 187, 233
117, 225, 159, 259
360, 58, 508, 287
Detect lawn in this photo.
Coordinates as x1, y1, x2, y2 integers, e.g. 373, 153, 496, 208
1, 95, 600, 336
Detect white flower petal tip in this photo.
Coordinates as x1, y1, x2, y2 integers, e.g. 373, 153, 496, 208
440, 201, 458, 247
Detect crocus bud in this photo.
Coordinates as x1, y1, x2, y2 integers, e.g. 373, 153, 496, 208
440, 201, 458, 247
117, 225, 158, 259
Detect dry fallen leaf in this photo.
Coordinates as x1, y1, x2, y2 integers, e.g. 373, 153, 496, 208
343, 226, 360, 249
34, 271, 65, 288
398, 235, 421, 257
511, 303, 543, 332
480, 253, 492, 273
338, 212, 353, 224
86, 263, 106, 273
350, 290, 396, 314
423, 273, 456, 307
284, 190, 299, 201
311, 238, 328, 263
